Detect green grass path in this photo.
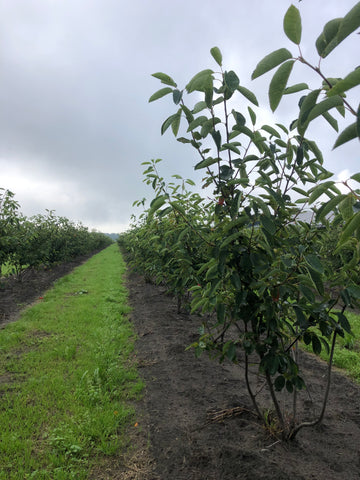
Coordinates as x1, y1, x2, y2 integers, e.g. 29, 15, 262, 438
0, 244, 142, 479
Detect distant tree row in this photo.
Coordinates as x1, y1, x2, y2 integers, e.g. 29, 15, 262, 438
0, 188, 113, 278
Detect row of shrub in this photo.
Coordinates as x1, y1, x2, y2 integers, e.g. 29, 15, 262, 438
0, 188, 113, 277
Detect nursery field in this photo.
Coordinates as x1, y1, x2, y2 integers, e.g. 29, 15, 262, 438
0, 245, 360, 479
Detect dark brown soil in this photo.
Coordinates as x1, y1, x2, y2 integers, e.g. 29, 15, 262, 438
126, 270, 360, 480
1, 255, 360, 479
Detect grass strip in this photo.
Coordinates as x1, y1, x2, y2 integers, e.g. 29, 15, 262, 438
0, 244, 142, 479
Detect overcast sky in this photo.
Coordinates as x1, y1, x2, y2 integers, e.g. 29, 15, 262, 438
0, 0, 359, 233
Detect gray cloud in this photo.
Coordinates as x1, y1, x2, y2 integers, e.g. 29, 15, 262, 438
0, 0, 358, 232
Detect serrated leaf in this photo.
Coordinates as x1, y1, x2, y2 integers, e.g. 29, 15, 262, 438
337, 2, 360, 44
151, 72, 177, 87
284, 83, 309, 95
149, 87, 173, 103
251, 48, 293, 80
283, 5, 302, 44
333, 122, 358, 148
328, 68, 360, 97
210, 46, 222, 66
305, 254, 324, 274
269, 60, 294, 111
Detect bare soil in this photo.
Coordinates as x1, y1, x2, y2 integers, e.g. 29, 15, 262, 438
1, 255, 360, 479
125, 269, 360, 480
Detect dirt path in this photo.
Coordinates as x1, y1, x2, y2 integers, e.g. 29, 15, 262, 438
126, 270, 360, 480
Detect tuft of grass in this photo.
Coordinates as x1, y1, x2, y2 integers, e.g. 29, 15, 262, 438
0, 244, 143, 479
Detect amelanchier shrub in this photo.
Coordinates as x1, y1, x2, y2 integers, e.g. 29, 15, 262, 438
121, 3, 360, 440
0, 191, 113, 278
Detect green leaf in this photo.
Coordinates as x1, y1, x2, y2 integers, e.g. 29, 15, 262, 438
333, 122, 358, 149
251, 48, 293, 80
261, 125, 281, 138
150, 195, 167, 212
194, 157, 218, 170
211, 130, 222, 150
193, 101, 208, 114
339, 211, 360, 244
210, 46, 222, 66
173, 89, 182, 105
357, 103, 360, 138
151, 72, 177, 87
328, 68, 360, 96
171, 108, 182, 136
187, 115, 208, 132
283, 5, 302, 44
149, 87, 173, 103
224, 70, 240, 91
161, 113, 180, 135
308, 181, 335, 204
316, 18, 342, 57
221, 143, 241, 155
316, 194, 347, 222
284, 83, 309, 95
232, 110, 246, 127
248, 107, 256, 126
306, 96, 344, 124
307, 267, 324, 295
337, 2, 360, 44
298, 89, 321, 134
237, 86, 259, 106
339, 195, 354, 221
347, 284, 360, 300
186, 69, 214, 93
307, 140, 324, 164
269, 60, 294, 111
304, 254, 324, 274
260, 215, 276, 235
177, 137, 191, 144
351, 173, 360, 183
274, 375, 285, 391
336, 312, 352, 334
312, 335, 322, 355
322, 111, 339, 132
